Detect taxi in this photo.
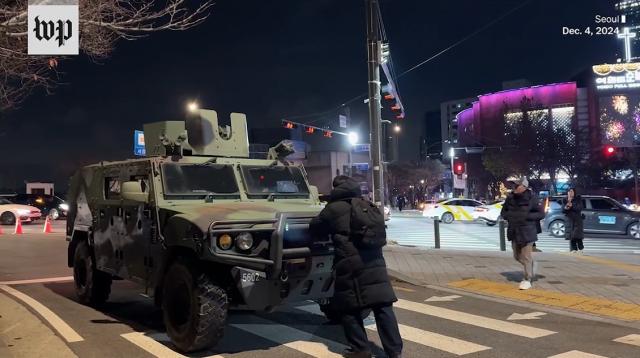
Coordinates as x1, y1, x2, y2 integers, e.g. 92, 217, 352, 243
422, 198, 484, 224
471, 201, 504, 226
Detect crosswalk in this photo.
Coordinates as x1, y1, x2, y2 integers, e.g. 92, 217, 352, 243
122, 290, 637, 358
387, 217, 640, 253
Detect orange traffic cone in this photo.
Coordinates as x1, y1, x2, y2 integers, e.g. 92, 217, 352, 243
43, 215, 53, 234
14, 215, 23, 235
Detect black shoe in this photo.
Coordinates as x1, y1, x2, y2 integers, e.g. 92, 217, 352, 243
342, 349, 372, 358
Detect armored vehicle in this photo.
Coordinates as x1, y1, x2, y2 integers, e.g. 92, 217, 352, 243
66, 110, 334, 352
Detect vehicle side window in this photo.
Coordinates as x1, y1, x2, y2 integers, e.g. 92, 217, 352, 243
448, 200, 461, 206
105, 177, 122, 200
589, 199, 617, 211
130, 175, 149, 193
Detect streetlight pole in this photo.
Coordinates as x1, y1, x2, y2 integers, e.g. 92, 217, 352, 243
366, 0, 384, 207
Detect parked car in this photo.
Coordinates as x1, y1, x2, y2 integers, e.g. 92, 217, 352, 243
543, 195, 640, 239
422, 198, 484, 224
0, 198, 42, 225
9, 194, 68, 220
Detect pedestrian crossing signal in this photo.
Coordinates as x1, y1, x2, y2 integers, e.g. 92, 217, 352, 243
453, 161, 465, 175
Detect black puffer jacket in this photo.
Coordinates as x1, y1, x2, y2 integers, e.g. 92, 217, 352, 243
309, 178, 397, 311
563, 195, 584, 240
500, 190, 545, 244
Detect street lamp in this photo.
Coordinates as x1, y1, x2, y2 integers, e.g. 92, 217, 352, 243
348, 131, 359, 146
187, 101, 199, 113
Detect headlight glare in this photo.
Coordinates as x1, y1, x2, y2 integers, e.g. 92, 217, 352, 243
236, 232, 254, 251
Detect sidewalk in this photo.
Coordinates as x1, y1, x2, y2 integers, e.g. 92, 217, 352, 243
383, 244, 640, 321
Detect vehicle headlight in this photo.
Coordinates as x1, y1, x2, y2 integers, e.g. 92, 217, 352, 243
59, 203, 69, 211
236, 232, 254, 251
17, 209, 30, 215
217, 234, 233, 250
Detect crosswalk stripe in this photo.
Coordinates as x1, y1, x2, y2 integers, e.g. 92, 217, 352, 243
121, 332, 223, 358
547, 350, 608, 358
231, 316, 346, 358
613, 334, 640, 347
394, 299, 555, 338
367, 323, 491, 356
294, 304, 492, 356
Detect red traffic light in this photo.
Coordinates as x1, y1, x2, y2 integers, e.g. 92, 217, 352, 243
453, 160, 465, 175
604, 145, 616, 156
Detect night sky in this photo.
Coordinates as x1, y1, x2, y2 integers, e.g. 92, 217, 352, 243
0, 0, 622, 192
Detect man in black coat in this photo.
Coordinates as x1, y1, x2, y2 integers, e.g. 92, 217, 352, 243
500, 177, 545, 290
310, 175, 403, 358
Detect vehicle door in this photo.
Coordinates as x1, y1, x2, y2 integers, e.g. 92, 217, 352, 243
458, 200, 481, 221
93, 167, 125, 277
584, 198, 627, 234
121, 163, 154, 285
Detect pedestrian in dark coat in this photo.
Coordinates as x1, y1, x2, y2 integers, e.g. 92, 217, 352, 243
500, 177, 545, 290
563, 188, 584, 254
310, 175, 403, 358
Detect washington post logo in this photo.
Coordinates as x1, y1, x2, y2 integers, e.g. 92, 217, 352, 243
28, 1, 79, 55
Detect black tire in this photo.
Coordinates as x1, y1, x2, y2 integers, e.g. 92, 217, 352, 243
0, 211, 16, 225
73, 241, 112, 305
319, 301, 371, 324
49, 208, 60, 220
441, 212, 455, 224
627, 222, 640, 239
549, 220, 565, 238
162, 261, 227, 353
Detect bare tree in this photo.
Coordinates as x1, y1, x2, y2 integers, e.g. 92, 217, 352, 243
0, 0, 213, 110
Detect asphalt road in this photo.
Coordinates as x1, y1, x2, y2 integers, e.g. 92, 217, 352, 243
387, 212, 640, 254
1, 223, 640, 357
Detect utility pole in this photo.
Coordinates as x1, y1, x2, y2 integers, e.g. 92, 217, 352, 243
366, 0, 384, 206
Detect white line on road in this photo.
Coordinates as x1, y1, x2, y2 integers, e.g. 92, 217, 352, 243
367, 323, 490, 356
613, 334, 640, 347
294, 303, 492, 356
0, 284, 83, 343
231, 316, 347, 358
0, 276, 74, 285
394, 299, 556, 338
122, 332, 224, 358
548, 350, 608, 358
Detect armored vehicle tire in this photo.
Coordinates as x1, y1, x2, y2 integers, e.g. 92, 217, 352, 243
319, 302, 371, 323
163, 261, 228, 353
0, 211, 16, 225
73, 241, 112, 305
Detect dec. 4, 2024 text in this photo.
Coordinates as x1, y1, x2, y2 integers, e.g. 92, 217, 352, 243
562, 27, 619, 36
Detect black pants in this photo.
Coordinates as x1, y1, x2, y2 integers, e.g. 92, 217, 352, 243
340, 304, 403, 357
570, 239, 584, 251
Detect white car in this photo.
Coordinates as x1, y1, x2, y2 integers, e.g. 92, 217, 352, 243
471, 201, 504, 226
422, 198, 485, 224
0, 198, 42, 225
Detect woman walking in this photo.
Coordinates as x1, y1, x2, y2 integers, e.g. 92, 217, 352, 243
563, 188, 584, 254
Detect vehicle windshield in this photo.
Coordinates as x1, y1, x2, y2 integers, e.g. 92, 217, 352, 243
161, 163, 239, 198
0, 198, 12, 205
240, 165, 309, 197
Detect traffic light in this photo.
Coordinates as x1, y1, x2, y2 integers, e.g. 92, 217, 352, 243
453, 160, 465, 175
604, 145, 616, 157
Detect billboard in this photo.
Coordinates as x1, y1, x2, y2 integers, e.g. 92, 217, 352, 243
599, 93, 640, 146
134, 130, 145, 156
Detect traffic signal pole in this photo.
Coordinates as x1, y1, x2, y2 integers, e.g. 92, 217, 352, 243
366, 0, 385, 206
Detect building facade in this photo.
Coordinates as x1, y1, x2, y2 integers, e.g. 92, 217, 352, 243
440, 98, 475, 161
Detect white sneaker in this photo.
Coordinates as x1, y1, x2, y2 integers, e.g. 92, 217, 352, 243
578, 250, 584, 255
519, 280, 532, 290
570, 250, 578, 254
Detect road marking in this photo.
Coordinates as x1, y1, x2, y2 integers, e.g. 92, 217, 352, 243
394, 299, 555, 338
367, 323, 490, 355
613, 334, 640, 347
231, 316, 346, 358
121, 332, 224, 358
0, 284, 83, 343
393, 286, 415, 293
0, 276, 74, 285
449, 279, 640, 321
507, 312, 547, 321
547, 350, 608, 358
294, 304, 490, 355
425, 295, 461, 302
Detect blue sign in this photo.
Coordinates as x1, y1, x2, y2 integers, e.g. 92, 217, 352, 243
353, 162, 369, 171
598, 216, 616, 225
353, 144, 370, 153
134, 130, 146, 156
